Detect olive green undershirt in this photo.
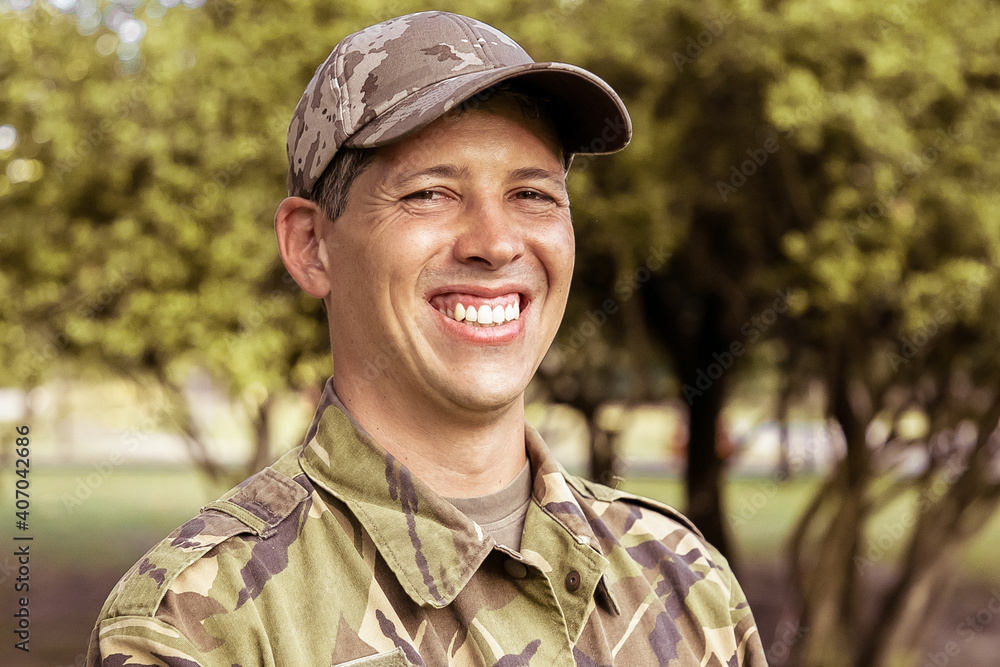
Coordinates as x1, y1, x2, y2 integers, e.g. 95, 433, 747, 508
445, 460, 533, 552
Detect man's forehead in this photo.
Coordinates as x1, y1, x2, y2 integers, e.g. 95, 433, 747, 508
373, 107, 567, 183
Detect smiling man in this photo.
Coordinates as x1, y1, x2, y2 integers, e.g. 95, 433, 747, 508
87, 11, 766, 667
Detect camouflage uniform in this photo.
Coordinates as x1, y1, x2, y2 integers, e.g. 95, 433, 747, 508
87, 379, 767, 666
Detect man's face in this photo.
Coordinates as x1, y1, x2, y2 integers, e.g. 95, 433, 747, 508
321, 101, 574, 416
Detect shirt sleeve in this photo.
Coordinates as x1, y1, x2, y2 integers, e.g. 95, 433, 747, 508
88, 615, 209, 667
726, 562, 769, 666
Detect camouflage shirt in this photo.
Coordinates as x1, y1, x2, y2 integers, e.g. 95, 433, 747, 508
87, 380, 767, 666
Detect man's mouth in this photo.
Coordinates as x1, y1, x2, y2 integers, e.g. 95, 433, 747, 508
429, 293, 523, 327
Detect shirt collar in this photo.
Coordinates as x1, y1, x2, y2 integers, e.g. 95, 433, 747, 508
297, 378, 606, 608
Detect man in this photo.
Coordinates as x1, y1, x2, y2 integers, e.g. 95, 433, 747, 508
87, 11, 766, 666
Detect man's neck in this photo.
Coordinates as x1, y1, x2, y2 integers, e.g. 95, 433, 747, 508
333, 378, 528, 498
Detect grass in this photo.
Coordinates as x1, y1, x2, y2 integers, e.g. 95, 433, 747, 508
0, 467, 213, 572
0, 467, 219, 667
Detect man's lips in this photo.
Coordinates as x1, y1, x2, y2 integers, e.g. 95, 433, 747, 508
428, 291, 527, 327
431, 294, 522, 326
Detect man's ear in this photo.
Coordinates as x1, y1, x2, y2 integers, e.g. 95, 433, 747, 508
274, 196, 332, 299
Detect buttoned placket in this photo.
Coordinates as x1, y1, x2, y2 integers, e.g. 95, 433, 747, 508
487, 500, 611, 665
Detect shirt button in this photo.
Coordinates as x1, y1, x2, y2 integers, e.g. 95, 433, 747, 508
565, 570, 581, 592
504, 558, 528, 579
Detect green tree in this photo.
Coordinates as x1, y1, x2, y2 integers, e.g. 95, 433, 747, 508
5, 2, 1000, 664
0, 0, 337, 483
538, 0, 1000, 664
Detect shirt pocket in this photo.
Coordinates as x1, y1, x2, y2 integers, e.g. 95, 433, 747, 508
334, 647, 415, 666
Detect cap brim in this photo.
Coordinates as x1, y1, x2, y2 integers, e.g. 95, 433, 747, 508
344, 62, 631, 156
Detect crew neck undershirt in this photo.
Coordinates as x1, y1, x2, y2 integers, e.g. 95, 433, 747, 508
320, 385, 534, 552
444, 460, 533, 552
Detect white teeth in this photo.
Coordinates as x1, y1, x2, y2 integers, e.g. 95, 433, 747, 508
447, 300, 521, 327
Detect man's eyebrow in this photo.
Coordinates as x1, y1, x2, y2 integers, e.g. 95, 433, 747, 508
390, 164, 470, 189
509, 167, 567, 187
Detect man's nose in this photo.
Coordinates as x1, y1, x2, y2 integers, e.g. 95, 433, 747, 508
452, 199, 525, 269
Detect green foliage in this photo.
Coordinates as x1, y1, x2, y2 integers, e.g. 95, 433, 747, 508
4, 2, 1000, 661
1, 1, 334, 396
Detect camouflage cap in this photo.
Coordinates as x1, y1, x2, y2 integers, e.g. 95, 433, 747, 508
286, 11, 632, 197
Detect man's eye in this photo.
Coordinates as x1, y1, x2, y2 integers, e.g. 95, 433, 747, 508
514, 190, 552, 201
403, 190, 441, 201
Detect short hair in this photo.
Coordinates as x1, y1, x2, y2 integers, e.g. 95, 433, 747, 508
306, 83, 562, 223
307, 147, 375, 224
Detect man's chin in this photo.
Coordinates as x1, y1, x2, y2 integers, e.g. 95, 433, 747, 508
431, 373, 529, 415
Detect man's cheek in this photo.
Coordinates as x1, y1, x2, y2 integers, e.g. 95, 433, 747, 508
551, 221, 576, 278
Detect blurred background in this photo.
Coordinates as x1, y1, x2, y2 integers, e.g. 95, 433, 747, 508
3, 0, 1000, 665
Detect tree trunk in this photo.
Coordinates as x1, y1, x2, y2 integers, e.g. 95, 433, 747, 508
861, 547, 958, 667
149, 372, 226, 484
861, 410, 1000, 666
793, 478, 864, 667
790, 336, 870, 666
684, 365, 732, 560
776, 370, 796, 478
589, 425, 620, 487
676, 295, 733, 560
639, 269, 741, 562
244, 395, 274, 479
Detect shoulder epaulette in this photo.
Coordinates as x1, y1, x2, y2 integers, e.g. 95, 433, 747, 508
202, 466, 308, 538
566, 473, 705, 539
106, 466, 308, 618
